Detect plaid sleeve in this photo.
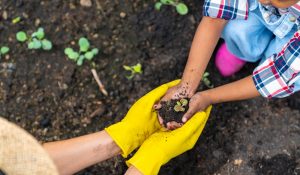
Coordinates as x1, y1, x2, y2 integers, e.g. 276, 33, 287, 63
203, 0, 248, 20
253, 32, 300, 98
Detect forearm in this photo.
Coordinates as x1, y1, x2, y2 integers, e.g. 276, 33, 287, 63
43, 131, 121, 175
181, 17, 227, 95
204, 75, 260, 104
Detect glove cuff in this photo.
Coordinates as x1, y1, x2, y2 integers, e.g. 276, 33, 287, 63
126, 147, 166, 175
105, 122, 136, 158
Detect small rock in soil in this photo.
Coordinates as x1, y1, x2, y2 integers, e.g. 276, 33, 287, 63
80, 0, 92, 7
120, 12, 127, 18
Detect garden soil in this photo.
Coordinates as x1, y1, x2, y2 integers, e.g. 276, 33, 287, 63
0, 0, 299, 174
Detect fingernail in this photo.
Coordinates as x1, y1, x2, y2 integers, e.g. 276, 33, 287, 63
182, 117, 187, 123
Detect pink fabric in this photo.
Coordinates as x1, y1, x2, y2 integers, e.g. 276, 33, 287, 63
215, 43, 246, 77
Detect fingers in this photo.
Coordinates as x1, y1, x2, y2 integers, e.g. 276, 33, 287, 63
153, 103, 162, 110
182, 107, 196, 123
166, 121, 183, 130
158, 116, 164, 126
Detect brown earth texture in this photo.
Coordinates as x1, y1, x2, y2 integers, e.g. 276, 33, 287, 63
0, 0, 300, 174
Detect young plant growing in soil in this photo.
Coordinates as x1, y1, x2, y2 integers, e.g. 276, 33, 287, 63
158, 98, 190, 127
64, 37, 99, 66
0, 46, 9, 59
16, 27, 52, 50
174, 98, 188, 112
202, 72, 214, 88
123, 63, 143, 79
155, 0, 188, 15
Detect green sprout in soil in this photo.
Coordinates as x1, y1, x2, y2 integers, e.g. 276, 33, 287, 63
123, 63, 143, 79
174, 98, 188, 112
155, 0, 188, 15
202, 72, 214, 88
16, 27, 52, 50
0, 46, 9, 59
12, 16, 21, 24
64, 37, 99, 66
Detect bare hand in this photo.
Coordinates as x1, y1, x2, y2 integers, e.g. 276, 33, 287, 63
153, 83, 193, 130
163, 91, 212, 130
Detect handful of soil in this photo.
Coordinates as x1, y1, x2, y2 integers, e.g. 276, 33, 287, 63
158, 98, 190, 127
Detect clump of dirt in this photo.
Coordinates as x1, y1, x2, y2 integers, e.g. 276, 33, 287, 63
158, 98, 190, 127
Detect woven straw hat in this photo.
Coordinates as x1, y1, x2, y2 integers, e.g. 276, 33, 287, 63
0, 117, 58, 175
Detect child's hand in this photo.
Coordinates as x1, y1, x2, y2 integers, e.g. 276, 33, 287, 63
166, 91, 213, 130
153, 82, 194, 129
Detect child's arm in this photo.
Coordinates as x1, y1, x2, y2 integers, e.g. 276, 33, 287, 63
156, 17, 227, 107
180, 16, 227, 94
181, 75, 260, 123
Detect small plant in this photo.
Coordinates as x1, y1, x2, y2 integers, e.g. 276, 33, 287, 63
202, 72, 213, 88
12, 16, 21, 24
173, 98, 188, 112
123, 63, 143, 79
64, 37, 99, 66
0, 46, 9, 59
16, 27, 52, 50
155, 0, 188, 15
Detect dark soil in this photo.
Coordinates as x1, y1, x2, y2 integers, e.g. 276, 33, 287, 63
158, 99, 190, 127
0, 0, 299, 175
0, 170, 5, 175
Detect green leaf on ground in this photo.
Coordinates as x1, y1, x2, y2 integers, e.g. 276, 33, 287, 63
16, 31, 27, 42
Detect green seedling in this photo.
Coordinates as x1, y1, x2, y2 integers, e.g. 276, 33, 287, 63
16, 27, 52, 50
155, 0, 188, 15
174, 98, 188, 112
0, 46, 9, 59
202, 72, 214, 88
123, 63, 143, 79
64, 37, 99, 66
12, 16, 21, 24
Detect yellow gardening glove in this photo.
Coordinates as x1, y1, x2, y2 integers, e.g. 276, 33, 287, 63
127, 106, 212, 175
105, 80, 180, 158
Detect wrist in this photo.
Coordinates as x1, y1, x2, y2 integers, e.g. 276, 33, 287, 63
178, 81, 197, 97
201, 90, 216, 105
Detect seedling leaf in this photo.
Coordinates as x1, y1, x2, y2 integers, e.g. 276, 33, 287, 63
68, 51, 79, 60
42, 39, 52, 50
12, 17, 21, 24
0, 47, 9, 54
176, 3, 188, 15
79, 37, 90, 52
32, 28, 45, 39
176, 101, 181, 106
123, 65, 132, 71
91, 48, 99, 55
84, 51, 94, 60
180, 99, 188, 106
174, 105, 185, 112
132, 63, 142, 73
155, 2, 162, 10
16, 31, 27, 42
64, 48, 74, 55
28, 39, 42, 49
77, 55, 85, 66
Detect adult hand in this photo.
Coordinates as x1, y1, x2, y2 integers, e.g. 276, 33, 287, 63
126, 106, 212, 175
105, 80, 180, 157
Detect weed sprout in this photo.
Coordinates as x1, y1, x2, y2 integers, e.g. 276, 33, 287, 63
64, 37, 99, 66
0, 46, 9, 59
123, 63, 143, 79
16, 27, 52, 50
155, 0, 188, 15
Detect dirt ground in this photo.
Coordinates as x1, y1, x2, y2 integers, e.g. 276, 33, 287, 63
0, 0, 299, 174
